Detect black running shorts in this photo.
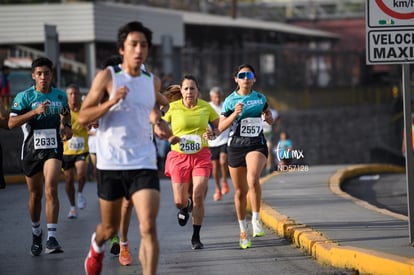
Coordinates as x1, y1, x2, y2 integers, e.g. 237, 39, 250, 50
62, 152, 89, 170
22, 146, 63, 177
209, 144, 227, 161
227, 143, 268, 168
96, 169, 160, 201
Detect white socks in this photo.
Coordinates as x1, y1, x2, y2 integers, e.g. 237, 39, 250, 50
31, 221, 41, 236
238, 219, 247, 232
252, 211, 260, 221
91, 233, 105, 253
47, 223, 57, 239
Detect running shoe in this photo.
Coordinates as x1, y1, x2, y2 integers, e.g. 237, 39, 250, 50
177, 209, 189, 226
110, 235, 120, 256
239, 231, 252, 249
191, 239, 204, 250
252, 219, 265, 237
85, 245, 104, 275
119, 243, 133, 266
45, 237, 64, 254
78, 193, 87, 209
67, 208, 78, 219
213, 189, 222, 201
30, 231, 43, 256
221, 181, 229, 194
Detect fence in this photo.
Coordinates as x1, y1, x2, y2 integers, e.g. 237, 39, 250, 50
169, 44, 401, 109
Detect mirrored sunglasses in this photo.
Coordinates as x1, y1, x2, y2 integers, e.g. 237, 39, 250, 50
237, 71, 255, 80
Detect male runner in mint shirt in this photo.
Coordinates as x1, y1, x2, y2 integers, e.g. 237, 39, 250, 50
9, 57, 72, 256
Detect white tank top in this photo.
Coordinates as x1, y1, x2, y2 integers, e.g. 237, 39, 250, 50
96, 66, 157, 170
208, 101, 229, 147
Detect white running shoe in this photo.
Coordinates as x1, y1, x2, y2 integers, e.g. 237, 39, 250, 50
78, 193, 87, 209
67, 208, 78, 219
252, 219, 265, 237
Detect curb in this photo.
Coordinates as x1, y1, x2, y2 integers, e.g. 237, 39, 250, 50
5, 174, 26, 185
258, 164, 413, 275
5, 174, 67, 185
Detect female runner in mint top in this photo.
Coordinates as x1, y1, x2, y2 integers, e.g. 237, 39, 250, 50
218, 64, 274, 249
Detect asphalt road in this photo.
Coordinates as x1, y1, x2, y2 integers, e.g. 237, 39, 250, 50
0, 178, 352, 275
342, 173, 407, 216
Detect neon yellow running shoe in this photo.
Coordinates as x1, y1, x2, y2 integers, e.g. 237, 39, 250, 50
239, 231, 252, 249
109, 235, 120, 256
252, 220, 265, 237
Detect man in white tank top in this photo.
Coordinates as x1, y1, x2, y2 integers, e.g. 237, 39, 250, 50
80, 21, 171, 275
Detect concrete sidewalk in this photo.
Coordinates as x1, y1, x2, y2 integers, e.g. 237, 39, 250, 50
258, 164, 413, 275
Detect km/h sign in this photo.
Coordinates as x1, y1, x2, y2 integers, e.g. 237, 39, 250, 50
366, 0, 414, 64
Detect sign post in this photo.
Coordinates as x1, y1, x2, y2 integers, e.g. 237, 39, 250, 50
44, 24, 60, 88
366, 0, 414, 243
